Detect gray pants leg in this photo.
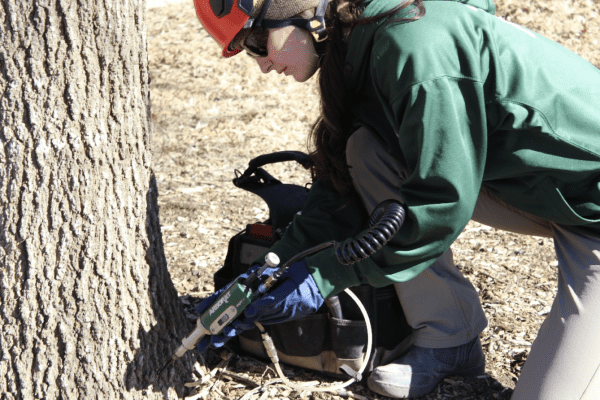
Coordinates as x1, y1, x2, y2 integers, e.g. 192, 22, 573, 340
346, 127, 488, 348
473, 188, 600, 400
512, 225, 600, 400
348, 127, 600, 399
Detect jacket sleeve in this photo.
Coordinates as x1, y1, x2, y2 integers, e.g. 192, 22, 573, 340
307, 78, 489, 298
308, 31, 491, 298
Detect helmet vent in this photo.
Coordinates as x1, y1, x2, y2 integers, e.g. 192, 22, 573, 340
210, 0, 233, 17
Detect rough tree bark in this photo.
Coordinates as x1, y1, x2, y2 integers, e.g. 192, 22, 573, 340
0, 0, 195, 398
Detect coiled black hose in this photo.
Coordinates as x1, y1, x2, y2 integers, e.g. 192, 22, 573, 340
336, 200, 406, 265
267, 201, 405, 287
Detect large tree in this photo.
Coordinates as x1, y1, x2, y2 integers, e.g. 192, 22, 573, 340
0, 0, 194, 398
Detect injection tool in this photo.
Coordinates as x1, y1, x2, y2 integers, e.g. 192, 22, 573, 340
156, 252, 281, 379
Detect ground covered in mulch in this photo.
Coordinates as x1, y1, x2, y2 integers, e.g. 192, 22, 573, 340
147, 1, 600, 399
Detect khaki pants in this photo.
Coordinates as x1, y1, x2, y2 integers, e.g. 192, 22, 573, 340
346, 127, 600, 400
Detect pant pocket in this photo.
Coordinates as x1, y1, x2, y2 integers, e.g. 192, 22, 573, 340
330, 317, 368, 360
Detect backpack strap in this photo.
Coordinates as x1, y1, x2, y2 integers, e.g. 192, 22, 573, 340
233, 151, 311, 237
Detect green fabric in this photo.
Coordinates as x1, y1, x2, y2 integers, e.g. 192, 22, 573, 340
258, 0, 600, 299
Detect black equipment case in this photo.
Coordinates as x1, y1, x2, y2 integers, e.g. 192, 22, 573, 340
213, 151, 412, 379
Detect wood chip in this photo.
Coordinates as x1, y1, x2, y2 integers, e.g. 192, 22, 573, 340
220, 370, 260, 388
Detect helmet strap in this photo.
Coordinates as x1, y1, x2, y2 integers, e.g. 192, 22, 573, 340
244, 0, 273, 29
257, 0, 329, 42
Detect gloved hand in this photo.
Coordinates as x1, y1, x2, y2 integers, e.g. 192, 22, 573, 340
195, 260, 324, 352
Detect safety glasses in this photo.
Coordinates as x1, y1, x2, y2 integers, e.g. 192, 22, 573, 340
229, 0, 328, 59
239, 16, 328, 58
241, 27, 270, 58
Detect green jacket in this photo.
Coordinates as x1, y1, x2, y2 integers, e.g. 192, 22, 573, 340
261, 0, 600, 298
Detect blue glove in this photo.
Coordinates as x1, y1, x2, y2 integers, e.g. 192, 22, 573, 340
195, 260, 324, 352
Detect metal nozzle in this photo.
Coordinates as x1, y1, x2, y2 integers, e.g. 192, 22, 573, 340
245, 252, 280, 287
155, 358, 175, 382
154, 319, 209, 382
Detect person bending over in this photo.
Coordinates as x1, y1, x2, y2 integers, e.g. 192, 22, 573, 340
192, 0, 600, 398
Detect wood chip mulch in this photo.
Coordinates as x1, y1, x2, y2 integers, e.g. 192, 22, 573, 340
147, 1, 599, 398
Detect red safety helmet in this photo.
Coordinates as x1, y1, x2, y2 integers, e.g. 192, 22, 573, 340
193, 0, 255, 57
194, 0, 328, 58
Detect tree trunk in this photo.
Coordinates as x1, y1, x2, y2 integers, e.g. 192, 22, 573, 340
0, 0, 195, 398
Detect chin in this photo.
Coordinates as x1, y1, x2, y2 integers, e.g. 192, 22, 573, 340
292, 67, 319, 83
292, 74, 309, 83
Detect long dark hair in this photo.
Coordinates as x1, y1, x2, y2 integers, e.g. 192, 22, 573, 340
309, 0, 425, 196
